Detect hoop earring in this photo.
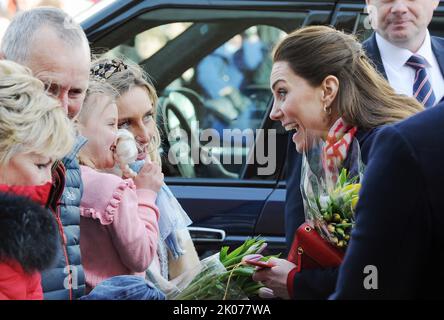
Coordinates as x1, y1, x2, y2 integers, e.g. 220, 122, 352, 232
323, 104, 332, 115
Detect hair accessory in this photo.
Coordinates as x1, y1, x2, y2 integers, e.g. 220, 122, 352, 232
90, 59, 128, 81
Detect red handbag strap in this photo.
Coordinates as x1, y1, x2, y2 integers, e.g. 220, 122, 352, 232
296, 246, 303, 273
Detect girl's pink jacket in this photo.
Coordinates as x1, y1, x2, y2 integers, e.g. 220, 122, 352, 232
79, 166, 160, 292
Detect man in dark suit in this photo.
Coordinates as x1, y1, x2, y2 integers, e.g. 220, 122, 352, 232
363, 0, 444, 106
331, 100, 444, 299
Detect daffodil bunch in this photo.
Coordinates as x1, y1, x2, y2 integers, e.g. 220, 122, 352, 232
315, 168, 361, 249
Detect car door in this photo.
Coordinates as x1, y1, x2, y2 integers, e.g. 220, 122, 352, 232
82, 0, 337, 257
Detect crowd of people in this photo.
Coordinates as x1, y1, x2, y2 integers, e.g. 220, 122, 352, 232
1, 0, 444, 300
0, 6, 199, 300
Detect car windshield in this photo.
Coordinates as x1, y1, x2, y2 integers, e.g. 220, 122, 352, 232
75, 0, 117, 23
107, 22, 193, 63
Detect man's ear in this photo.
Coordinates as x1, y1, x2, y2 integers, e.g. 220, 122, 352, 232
365, 1, 377, 25
321, 75, 339, 107
0, 52, 6, 60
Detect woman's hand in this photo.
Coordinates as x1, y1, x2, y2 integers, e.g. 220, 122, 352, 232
133, 160, 164, 193
252, 258, 297, 300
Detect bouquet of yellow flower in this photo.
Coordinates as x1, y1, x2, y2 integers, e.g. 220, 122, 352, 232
314, 168, 361, 249
299, 132, 365, 251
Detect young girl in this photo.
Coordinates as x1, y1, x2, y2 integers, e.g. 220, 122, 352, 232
0, 60, 75, 299
90, 58, 200, 290
76, 79, 164, 293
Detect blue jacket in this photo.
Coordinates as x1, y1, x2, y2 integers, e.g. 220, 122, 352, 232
362, 32, 444, 80
285, 128, 379, 299
332, 102, 444, 299
41, 136, 87, 300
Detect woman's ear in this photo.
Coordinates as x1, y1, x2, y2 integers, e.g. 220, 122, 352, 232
321, 75, 339, 107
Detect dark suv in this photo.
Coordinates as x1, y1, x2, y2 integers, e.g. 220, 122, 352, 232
80, 0, 444, 257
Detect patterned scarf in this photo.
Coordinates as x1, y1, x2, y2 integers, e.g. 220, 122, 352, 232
323, 118, 357, 174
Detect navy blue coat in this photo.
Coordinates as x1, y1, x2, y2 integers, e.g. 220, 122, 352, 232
332, 102, 444, 299
285, 128, 379, 299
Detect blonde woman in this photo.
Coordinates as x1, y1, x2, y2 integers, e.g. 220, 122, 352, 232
0, 60, 74, 299
90, 58, 200, 291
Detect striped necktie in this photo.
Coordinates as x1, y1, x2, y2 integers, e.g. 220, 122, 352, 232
405, 54, 436, 108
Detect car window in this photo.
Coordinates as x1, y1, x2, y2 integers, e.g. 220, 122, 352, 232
354, 12, 374, 42
94, 7, 313, 181
332, 11, 359, 34
108, 22, 193, 63
160, 25, 286, 179
429, 13, 444, 38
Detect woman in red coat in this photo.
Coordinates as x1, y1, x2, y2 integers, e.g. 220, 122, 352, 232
0, 60, 74, 299
0, 187, 57, 300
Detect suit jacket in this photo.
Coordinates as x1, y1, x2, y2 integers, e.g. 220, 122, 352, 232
286, 128, 380, 299
332, 101, 444, 299
362, 32, 444, 80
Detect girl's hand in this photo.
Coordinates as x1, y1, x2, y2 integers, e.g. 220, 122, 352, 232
133, 160, 164, 193
252, 258, 297, 300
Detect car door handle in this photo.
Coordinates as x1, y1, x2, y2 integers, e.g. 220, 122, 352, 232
188, 227, 226, 243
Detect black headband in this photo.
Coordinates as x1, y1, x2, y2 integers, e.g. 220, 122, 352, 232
90, 59, 128, 80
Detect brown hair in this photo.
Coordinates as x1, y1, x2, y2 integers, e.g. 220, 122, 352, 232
90, 57, 161, 165
273, 25, 424, 129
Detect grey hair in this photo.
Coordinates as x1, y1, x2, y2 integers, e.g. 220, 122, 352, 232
1, 7, 89, 64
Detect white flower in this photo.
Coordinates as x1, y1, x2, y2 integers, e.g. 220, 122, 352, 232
319, 195, 330, 211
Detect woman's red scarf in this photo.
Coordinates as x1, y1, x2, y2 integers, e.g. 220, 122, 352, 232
0, 182, 52, 206
323, 118, 358, 173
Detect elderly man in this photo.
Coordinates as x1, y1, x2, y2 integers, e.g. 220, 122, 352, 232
1, 7, 90, 300
364, 0, 444, 107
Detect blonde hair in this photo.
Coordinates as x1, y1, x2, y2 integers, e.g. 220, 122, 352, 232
76, 78, 119, 125
273, 26, 424, 129
0, 60, 74, 165
91, 57, 161, 165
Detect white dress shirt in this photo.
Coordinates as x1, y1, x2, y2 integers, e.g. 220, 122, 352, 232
376, 31, 444, 105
